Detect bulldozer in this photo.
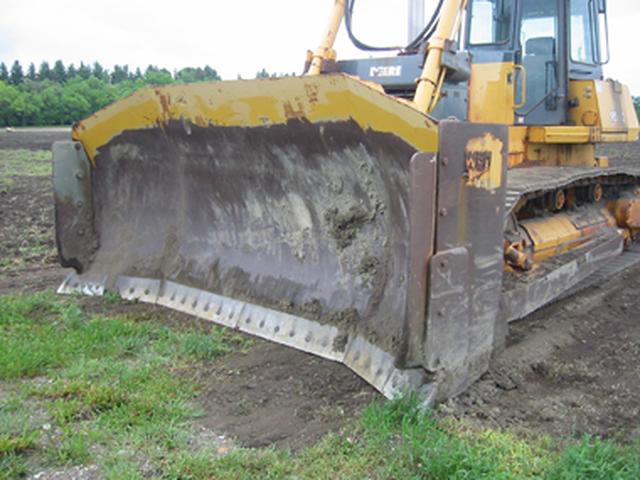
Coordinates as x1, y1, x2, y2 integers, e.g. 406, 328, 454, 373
53, 0, 640, 402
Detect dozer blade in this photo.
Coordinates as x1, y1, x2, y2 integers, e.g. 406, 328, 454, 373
54, 74, 439, 398
54, 74, 509, 401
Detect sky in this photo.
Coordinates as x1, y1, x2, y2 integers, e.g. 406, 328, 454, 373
1, 0, 639, 94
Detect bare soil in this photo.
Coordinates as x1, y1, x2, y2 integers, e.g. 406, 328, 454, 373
1, 128, 639, 452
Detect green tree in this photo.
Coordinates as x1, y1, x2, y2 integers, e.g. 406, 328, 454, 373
255, 69, 292, 78
110, 64, 130, 84
144, 65, 174, 86
67, 63, 77, 80
0, 81, 19, 126
9, 60, 24, 86
633, 96, 640, 121
175, 67, 200, 83
9, 91, 40, 125
92, 61, 107, 80
77, 62, 92, 80
0, 63, 7, 82
52, 60, 67, 83
40, 82, 64, 124
60, 90, 91, 123
175, 66, 221, 83
26, 63, 37, 81
38, 61, 52, 81
65, 76, 114, 113
256, 68, 276, 79
203, 65, 221, 81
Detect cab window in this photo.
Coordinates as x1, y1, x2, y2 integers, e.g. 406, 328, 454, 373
570, 0, 598, 64
469, 0, 513, 44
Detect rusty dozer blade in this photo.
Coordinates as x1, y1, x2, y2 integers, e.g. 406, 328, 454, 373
54, 74, 507, 401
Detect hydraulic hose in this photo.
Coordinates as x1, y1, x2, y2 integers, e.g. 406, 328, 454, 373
344, 0, 445, 52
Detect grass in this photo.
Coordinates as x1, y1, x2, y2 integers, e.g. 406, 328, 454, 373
0, 149, 51, 188
0, 292, 639, 479
0, 292, 252, 479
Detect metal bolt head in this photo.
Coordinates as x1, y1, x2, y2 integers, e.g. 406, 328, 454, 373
75, 171, 84, 180
74, 143, 81, 151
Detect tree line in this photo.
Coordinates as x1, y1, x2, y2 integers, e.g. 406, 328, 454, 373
0, 60, 283, 127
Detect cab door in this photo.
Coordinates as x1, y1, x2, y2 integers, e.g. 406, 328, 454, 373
466, 0, 519, 125
514, 0, 568, 125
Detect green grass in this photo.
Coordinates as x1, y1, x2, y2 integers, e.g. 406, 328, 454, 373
0, 292, 251, 478
0, 292, 638, 479
0, 149, 51, 187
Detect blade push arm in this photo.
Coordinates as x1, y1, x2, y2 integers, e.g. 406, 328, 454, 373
307, 0, 346, 75
413, 0, 467, 114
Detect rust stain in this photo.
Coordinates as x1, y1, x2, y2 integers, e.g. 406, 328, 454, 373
155, 89, 172, 124
283, 98, 306, 119
305, 83, 320, 103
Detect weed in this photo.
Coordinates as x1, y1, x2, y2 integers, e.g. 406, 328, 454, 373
103, 291, 124, 304
42, 426, 93, 466
181, 330, 230, 360
49, 398, 84, 425
0, 430, 40, 456
0, 453, 30, 480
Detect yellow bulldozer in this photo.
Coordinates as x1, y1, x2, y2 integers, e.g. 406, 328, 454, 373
53, 0, 640, 402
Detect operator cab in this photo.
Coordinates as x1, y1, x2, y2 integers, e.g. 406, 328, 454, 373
466, 0, 608, 126
337, 0, 610, 126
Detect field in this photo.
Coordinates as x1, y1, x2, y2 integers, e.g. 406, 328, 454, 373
1, 128, 640, 478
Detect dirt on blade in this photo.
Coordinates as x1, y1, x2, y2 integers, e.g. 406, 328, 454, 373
1, 128, 640, 452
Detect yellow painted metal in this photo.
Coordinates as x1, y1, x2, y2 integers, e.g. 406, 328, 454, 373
413, 0, 467, 114
507, 126, 527, 168
522, 206, 617, 263
569, 79, 640, 142
72, 74, 439, 163
507, 126, 598, 168
611, 199, 640, 229
505, 79, 639, 168
468, 62, 516, 125
528, 126, 595, 144
526, 143, 598, 167
523, 215, 582, 263
307, 0, 346, 75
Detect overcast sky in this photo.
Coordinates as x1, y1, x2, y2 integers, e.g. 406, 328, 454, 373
1, 0, 639, 94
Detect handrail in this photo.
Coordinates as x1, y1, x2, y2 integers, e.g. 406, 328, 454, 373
514, 65, 527, 109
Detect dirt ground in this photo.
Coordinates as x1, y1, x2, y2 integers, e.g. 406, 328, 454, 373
1, 128, 639, 451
